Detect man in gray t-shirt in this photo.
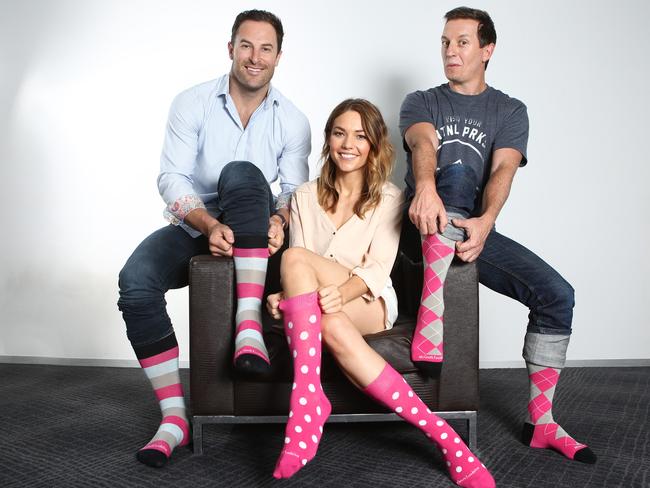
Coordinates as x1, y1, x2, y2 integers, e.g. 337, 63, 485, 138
399, 7, 596, 465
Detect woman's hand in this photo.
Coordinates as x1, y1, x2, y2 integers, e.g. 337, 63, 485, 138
318, 285, 344, 314
266, 291, 285, 319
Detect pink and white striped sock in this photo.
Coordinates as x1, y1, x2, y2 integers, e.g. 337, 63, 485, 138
233, 245, 270, 375
364, 364, 495, 487
411, 233, 455, 377
522, 363, 596, 463
134, 333, 189, 468
273, 292, 332, 479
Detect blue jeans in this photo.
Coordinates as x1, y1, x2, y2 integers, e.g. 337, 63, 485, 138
477, 231, 574, 336
117, 161, 274, 347
400, 199, 574, 368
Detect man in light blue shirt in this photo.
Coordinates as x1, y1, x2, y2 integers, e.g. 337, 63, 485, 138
117, 10, 310, 469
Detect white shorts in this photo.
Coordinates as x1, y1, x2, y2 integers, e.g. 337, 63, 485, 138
379, 277, 399, 330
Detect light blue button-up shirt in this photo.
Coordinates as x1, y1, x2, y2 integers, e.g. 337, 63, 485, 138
157, 74, 311, 236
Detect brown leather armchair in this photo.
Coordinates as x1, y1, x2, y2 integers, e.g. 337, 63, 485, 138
189, 250, 479, 454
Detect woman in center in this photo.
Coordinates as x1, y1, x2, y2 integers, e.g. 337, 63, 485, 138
267, 98, 495, 488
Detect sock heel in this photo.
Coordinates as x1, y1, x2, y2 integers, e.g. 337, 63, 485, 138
136, 449, 168, 468
574, 446, 597, 464
521, 422, 535, 446
234, 353, 271, 376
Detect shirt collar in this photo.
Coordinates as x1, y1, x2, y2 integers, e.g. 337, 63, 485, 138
217, 73, 279, 110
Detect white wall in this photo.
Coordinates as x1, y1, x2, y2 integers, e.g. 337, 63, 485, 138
1, 0, 649, 366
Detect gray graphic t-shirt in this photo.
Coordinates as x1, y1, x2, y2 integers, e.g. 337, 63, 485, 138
399, 83, 528, 216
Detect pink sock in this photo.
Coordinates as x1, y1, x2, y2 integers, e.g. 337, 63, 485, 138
412, 233, 455, 377
233, 246, 270, 374
134, 334, 189, 468
365, 364, 495, 488
273, 292, 332, 479
523, 364, 596, 463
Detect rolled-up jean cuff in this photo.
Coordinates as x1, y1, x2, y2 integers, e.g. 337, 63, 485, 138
441, 210, 468, 242
129, 326, 175, 348
526, 324, 572, 335
522, 332, 570, 369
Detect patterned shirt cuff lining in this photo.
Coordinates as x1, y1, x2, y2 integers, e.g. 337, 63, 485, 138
164, 195, 205, 225
275, 193, 291, 210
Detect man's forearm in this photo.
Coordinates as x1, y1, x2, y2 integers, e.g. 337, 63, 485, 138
412, 143, 438, 190
480, 165, 516, 225
184, 208, 220, 236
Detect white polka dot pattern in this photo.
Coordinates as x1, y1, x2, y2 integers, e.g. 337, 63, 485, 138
361, 365, 494, 487
273, 293, 331, 480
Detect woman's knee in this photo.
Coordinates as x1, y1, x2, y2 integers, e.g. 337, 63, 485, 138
280, 247, 313, 277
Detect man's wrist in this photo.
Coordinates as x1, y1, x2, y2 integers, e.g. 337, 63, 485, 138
479, 212, 497, 228
271, 212, 287, 229
415, 177, 437, 194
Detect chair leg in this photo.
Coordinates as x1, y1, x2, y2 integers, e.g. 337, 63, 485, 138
468, 411, 477, 450
192, 417, 204, 455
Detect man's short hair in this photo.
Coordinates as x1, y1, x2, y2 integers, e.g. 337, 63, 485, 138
445, 6, 496, 69
231, 10, 284, 52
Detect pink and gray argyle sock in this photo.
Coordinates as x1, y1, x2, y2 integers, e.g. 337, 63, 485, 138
364, 363, 495, 487
233, 238, 270, 375
412, 233, 455, 377
134, 333, 190, 468
522, 363, 596, 463
273, 292, 332, 479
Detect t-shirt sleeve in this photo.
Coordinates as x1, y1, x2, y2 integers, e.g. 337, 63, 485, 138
399, 90, 437, 150
494, 99, 529, 166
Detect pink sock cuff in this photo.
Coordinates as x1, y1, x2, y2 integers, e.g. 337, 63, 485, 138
279, 291, 318, 312
364, 363, 400, 398
233, 247, 269, 258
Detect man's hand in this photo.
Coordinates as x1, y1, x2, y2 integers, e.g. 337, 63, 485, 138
452, 216, 493, 262
207, 222, 235, 257
318, 285, 343, 314
409, 179, 447, 236
268, 215, 285, 256
266, 291, 285, 320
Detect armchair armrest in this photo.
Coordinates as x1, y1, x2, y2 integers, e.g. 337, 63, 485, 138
189, 255, 236, 415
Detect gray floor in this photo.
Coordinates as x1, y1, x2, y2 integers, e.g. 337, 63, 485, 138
1, 364, 648, 487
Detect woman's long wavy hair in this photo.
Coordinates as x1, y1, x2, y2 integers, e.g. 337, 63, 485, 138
317, 99, 395, 218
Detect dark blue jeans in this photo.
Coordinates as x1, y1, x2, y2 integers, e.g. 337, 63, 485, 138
477, 231, 574, 336
117, 161, 274, 347
400, 208, 575, 337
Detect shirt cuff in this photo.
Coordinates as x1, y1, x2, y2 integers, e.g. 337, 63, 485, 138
275, 192, 291, 211
350, 267, 383, 301
163, 194, 205, 225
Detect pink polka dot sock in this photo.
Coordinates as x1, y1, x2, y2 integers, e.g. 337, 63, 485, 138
412, 233, 455, 378
273, 292, 332, 479
233, 244, 271, 375
364, 363, 495, 488
133, 333, 190, 468
522, 363, 596, 463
